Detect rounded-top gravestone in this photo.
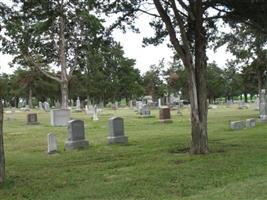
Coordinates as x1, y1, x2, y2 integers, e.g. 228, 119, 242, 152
108, 117, 128, 144
65, 120, 89, 150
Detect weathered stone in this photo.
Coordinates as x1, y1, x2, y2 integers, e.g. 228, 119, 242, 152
50, 109, 70, 126
43, 102, 50, 112
108, 117, 128, 144
159, 107, 172, 123
246, 118, 256, 128
47, 133, 57, 154
230, 121, 245, 130
139, 105, 153, 118
27, 113, 39, 125
259, 89, 267, 121
65, 120, 89, 150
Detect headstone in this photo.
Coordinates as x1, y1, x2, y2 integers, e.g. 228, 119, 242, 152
43, 101, 50, 112
108, 117, 128, 144
259, 89, 267, 121
92, 105, 99, 121
158, 98, 161, 107
129, 100, 133, 108
226, 100, 232, 108
27, 113, 39, 125
76, 97, 81, 110
47, 133, 57, 154
65, 120, 89, 150
55, 100, 61, 109
230, 121, 245, 130
50, 109, 70, 126
39, 101, 43, 110
159, 107, 172, 123
255, 97, 260, 110
136, 101, 143, 113
238, 101, 248, 109
177, 103, 183, 116
246, 118, 256, 128
139, 105, 151, 118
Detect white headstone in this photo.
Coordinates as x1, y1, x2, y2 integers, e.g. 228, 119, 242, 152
76, 97, 81, 110
50, 109, 70, 126
48, 133, 57, 154
93, 105, 99, 121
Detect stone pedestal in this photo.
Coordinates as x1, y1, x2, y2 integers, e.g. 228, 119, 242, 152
50, 109, 70, 126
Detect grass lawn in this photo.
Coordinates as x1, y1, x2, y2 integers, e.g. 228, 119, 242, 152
0, 105, 267, 199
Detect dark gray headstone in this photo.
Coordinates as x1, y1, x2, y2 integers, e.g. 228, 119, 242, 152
108, 117, 128, 144
65, 120, 89, 150
27, 113, 39, 125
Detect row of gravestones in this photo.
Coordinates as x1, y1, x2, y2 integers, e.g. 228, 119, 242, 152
230, 118, 256, 130
27, 107, 175, 126
48, 117, 127, 154
137, 105, 181, 121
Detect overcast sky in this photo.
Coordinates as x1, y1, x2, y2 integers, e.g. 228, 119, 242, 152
0, 2, 234, 75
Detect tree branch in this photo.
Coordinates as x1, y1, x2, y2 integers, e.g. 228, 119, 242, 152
23, 54, 61, 83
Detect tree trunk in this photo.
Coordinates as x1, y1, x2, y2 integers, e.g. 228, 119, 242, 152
28, 86, 33, 109
0, 99, 5, 184
153, 0, 208, 154
185, 0, 208, 154
244, 92, 248, 103
59, 14, 69, 109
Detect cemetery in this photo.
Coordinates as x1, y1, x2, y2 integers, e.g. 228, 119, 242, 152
0, 0, 267, 199
0, 103, 266, 199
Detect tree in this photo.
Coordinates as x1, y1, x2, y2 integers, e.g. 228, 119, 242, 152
1, 0, 104, 109
143, 61, 165, 101
0, 98, 4, 184
206, 63, 225, 103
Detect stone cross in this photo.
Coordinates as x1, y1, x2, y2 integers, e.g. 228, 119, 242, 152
65, 120, 89, 150
108, 117, 128, 144
47, 133, 57, 154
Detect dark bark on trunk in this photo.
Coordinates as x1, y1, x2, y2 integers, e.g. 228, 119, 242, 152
244, 93, 248, 103
154, 0, 208, 154
59, 14, 69, 109
0, 100, 5, 184
189, 0, 208, 154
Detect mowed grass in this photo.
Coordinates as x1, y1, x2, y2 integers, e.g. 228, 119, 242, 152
0, 105, 267, 200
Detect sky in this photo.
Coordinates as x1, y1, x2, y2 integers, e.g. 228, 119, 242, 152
0, 2, 234, 75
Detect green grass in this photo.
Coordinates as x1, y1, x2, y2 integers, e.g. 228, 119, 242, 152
0, 105, 267, 199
